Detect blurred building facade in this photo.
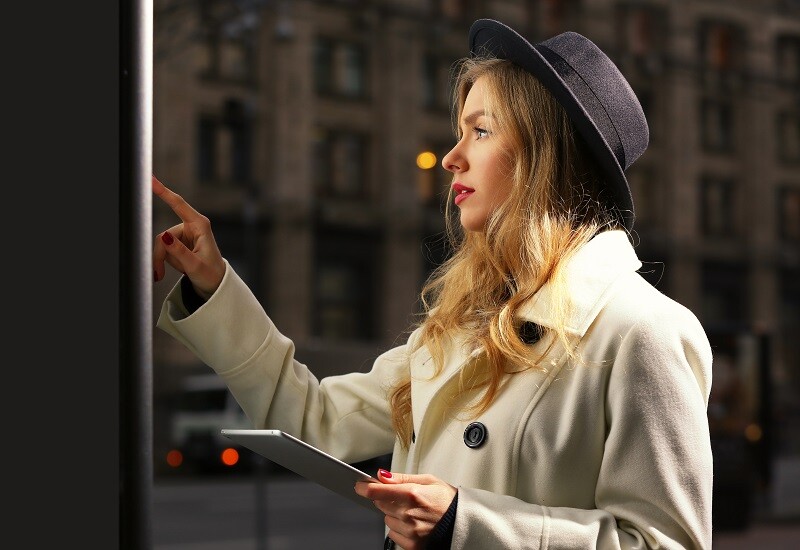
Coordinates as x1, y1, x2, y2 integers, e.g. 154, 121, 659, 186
151, 0, 800, 523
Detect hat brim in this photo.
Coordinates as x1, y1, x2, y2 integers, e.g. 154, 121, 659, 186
469, 20, 635, 230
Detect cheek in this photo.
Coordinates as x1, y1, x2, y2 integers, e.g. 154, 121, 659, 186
489, 155, 515, 203
491, 180, 514, 212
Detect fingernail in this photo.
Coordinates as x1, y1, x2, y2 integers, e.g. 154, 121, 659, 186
161, 231, 174, 245
378, 469, 392, 479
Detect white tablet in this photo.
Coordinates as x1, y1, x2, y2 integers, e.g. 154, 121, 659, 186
221, 428, 381, 513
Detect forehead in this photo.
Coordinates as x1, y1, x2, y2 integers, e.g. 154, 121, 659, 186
462, 76, 489, 117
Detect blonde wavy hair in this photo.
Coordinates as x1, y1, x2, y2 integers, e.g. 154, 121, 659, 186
389, 57, 623, 448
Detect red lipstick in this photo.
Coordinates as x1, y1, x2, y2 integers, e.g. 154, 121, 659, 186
452, 183, 475, 206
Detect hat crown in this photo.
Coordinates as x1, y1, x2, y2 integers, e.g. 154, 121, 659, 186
537, 31, 649, 170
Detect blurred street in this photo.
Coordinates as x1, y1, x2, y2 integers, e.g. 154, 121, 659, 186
153, 472, 800, 549
714, 522, 800, 550
154, 472, 385, 549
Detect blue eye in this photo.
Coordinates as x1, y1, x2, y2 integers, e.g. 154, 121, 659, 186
474, 127, 489, 139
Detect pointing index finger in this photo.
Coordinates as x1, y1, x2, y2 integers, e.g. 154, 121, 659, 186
152, 175, 203, 223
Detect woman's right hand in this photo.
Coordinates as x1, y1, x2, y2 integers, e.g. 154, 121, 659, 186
152, 175, 226, 300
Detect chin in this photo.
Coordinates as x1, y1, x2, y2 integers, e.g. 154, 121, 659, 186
459, 214, 487, 233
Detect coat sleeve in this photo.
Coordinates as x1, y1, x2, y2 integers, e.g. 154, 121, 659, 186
451, 305, 714, 550
156, 260, 405, 463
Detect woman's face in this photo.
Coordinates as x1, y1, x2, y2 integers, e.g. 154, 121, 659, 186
442, 76, 515, 232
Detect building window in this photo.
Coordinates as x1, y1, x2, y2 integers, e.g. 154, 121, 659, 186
196, 99, 253, 186
701, 261, 748, 327
340, 43, 366, 96
624, 5, 654, 56
312, 128, 370, 198
776, 34, 800, 85
781, 267, 800, 328
700, 98, 735, 153
616, 3, 667, 58
698, 20, 743, 72
422, 54, 455, 112
198, 0, 257, 83
217, 37, 254, 81
697, 20, 745, 92
627, 165, 658, 230
207, 217, 263, 293
225, 100, 253, 184
779, 187, 800, 242
437, 0, 487, 21
315, 264, 363, 340
313, 37, 369, 99
314, 37, 334, 94
313, 228, 378, 341
439, 0, 466, 19
700, 175, 737, 237
197, 116, 217, 182
777, 111, 800, 163
540, 0, 583, 36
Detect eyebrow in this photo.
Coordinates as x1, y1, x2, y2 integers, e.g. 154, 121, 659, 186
461, 109, 489, 126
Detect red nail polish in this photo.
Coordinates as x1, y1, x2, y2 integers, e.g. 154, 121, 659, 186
379, 469, 392, 479
161, 231, 174, 245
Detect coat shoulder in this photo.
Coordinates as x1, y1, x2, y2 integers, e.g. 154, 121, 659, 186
600, 271, 706, 336
590, 271, 713, 399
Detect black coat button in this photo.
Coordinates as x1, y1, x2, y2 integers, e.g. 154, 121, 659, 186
464, 422, 487, 448
519, 321, 542, 344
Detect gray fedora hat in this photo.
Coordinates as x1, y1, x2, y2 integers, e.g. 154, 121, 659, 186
469, 19, 649, 231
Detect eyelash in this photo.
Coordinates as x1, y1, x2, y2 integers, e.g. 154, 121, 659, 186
474, 127, 489, 139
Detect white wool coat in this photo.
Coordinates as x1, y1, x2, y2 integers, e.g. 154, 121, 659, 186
157, 230, 713, 549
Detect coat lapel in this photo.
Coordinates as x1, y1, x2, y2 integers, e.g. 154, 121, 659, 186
516, 230, 642, 336
410, 332, 480, 435
409, 230, 642, 438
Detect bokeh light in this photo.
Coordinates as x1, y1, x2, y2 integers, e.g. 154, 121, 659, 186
744, 423, 763, 442
416, 151, 437, 170
166, 450, 183, 468
221, 447, 240, 466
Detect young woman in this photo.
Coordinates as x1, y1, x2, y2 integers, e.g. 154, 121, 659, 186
154, 19, 713, 550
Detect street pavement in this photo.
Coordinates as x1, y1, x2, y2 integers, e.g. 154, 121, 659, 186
153, 472, 800, 549
714, 521, 800, 549
154, 472, 385, 549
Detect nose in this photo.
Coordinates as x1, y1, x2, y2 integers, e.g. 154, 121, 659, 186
442, 142, 465, 173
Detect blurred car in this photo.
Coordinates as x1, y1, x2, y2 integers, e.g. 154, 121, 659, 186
165, 373, 256, 474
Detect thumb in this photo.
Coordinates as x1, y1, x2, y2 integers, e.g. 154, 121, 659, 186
160, 230, 199, 275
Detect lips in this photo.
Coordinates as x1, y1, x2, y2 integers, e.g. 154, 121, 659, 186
452, 183, 475, 206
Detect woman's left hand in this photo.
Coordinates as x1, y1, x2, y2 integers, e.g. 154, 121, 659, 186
355, 469, 457, 550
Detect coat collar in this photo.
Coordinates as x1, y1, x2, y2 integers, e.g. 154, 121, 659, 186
516, 230, 642, 337
409, 230, 641, 439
